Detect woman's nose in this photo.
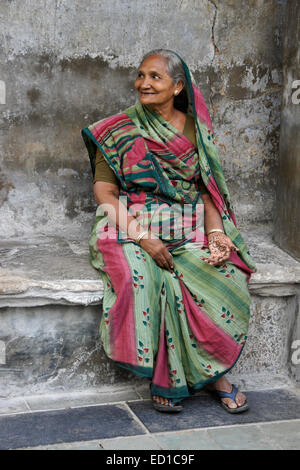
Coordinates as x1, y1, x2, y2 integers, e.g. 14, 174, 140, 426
140, 77, 152, 89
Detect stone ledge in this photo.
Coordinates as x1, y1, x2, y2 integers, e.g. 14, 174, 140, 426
0, 281, 103, 307
0, 225, 299, 307
0, 263, 299, 308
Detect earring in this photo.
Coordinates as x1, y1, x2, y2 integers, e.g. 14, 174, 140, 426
174, 90, 178, 96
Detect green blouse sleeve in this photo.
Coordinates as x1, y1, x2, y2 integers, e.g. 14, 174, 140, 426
93, 147, 120, 186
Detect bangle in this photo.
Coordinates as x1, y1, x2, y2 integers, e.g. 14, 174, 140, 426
135, 231, 148, 244
207, 229, 224, 235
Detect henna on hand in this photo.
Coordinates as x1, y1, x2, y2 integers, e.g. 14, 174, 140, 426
201, 232, 239, 265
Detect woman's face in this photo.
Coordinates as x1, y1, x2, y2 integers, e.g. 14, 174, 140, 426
134, 55, 182, 108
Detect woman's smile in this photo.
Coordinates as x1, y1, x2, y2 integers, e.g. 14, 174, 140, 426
138, 90, 159, 103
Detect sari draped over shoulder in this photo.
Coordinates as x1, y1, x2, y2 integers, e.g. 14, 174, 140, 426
82, 54, 256, 401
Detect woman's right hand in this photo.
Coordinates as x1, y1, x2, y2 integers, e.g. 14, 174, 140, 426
139, 236, 174, 271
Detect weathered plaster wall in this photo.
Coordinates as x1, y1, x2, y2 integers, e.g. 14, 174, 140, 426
0, 0, 286, 240
274, 0, 300, 260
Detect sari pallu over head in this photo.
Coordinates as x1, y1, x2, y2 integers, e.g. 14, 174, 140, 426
82, 52, 257, 278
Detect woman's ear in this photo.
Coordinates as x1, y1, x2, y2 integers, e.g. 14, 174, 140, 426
173, 85, 188, 113
175, 80, 185, 95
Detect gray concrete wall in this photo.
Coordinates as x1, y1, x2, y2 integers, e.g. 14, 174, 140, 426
0, 305, 130, 397
273, 0, 300, 260
0, 0, 286, 240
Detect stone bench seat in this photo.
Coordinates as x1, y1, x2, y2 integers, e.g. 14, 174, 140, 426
0, 225, 299, 307
0, 224, 299, 398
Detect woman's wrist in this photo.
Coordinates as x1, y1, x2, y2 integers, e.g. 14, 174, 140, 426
207, 228, 224, 235
135, 230, 149, 244
127, 218, 149, 243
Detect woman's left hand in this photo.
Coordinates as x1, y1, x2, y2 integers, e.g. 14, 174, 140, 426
201, 232, 239, 266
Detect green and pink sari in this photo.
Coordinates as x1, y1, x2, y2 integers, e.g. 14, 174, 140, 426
82, 54, 257, 402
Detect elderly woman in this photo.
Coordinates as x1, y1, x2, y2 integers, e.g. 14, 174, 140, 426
82, 49, 256, 414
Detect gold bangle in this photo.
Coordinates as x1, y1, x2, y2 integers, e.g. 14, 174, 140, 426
207, 229, 224, 235
135, 231, 148, 244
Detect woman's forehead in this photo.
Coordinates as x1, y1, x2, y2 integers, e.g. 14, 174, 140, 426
138, 55, 169, 74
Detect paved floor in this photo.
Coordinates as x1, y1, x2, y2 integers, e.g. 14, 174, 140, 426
0, 386, 299, 450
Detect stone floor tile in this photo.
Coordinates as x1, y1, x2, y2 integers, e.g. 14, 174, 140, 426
100, 435, 161, 450
207, 424, 279, 450
0, 404, 145, 450
153, 430, 221, 450
128, 389, 300, 434
19, 440, 103, 450
258, 420, 300, 450
25, 389, 140, 411
0, 397, 29, 416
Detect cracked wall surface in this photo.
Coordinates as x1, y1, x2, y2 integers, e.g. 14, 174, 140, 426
0, 0, 287, 239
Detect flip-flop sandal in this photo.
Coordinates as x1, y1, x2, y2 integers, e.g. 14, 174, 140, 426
152, 397, 183, 413
214, 384, 249, 414
149, 383, 183, 413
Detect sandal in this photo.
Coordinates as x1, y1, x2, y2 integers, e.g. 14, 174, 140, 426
213, 384, 249, 414
150, 383, 183, 413
152, 397, 183, 413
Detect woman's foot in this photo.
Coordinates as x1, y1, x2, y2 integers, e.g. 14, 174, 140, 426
207, 376, 247, 410
152, 395, 183, 413
152, 395, 174, 407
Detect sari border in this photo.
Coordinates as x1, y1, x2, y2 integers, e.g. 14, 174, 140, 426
114, 344, 246, 402
81, 127, 127, 191
114, 360, 153, 379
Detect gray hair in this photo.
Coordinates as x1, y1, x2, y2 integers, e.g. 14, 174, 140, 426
140, 49, 186, 89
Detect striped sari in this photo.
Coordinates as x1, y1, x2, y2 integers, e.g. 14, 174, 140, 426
82, 54, 257, 402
